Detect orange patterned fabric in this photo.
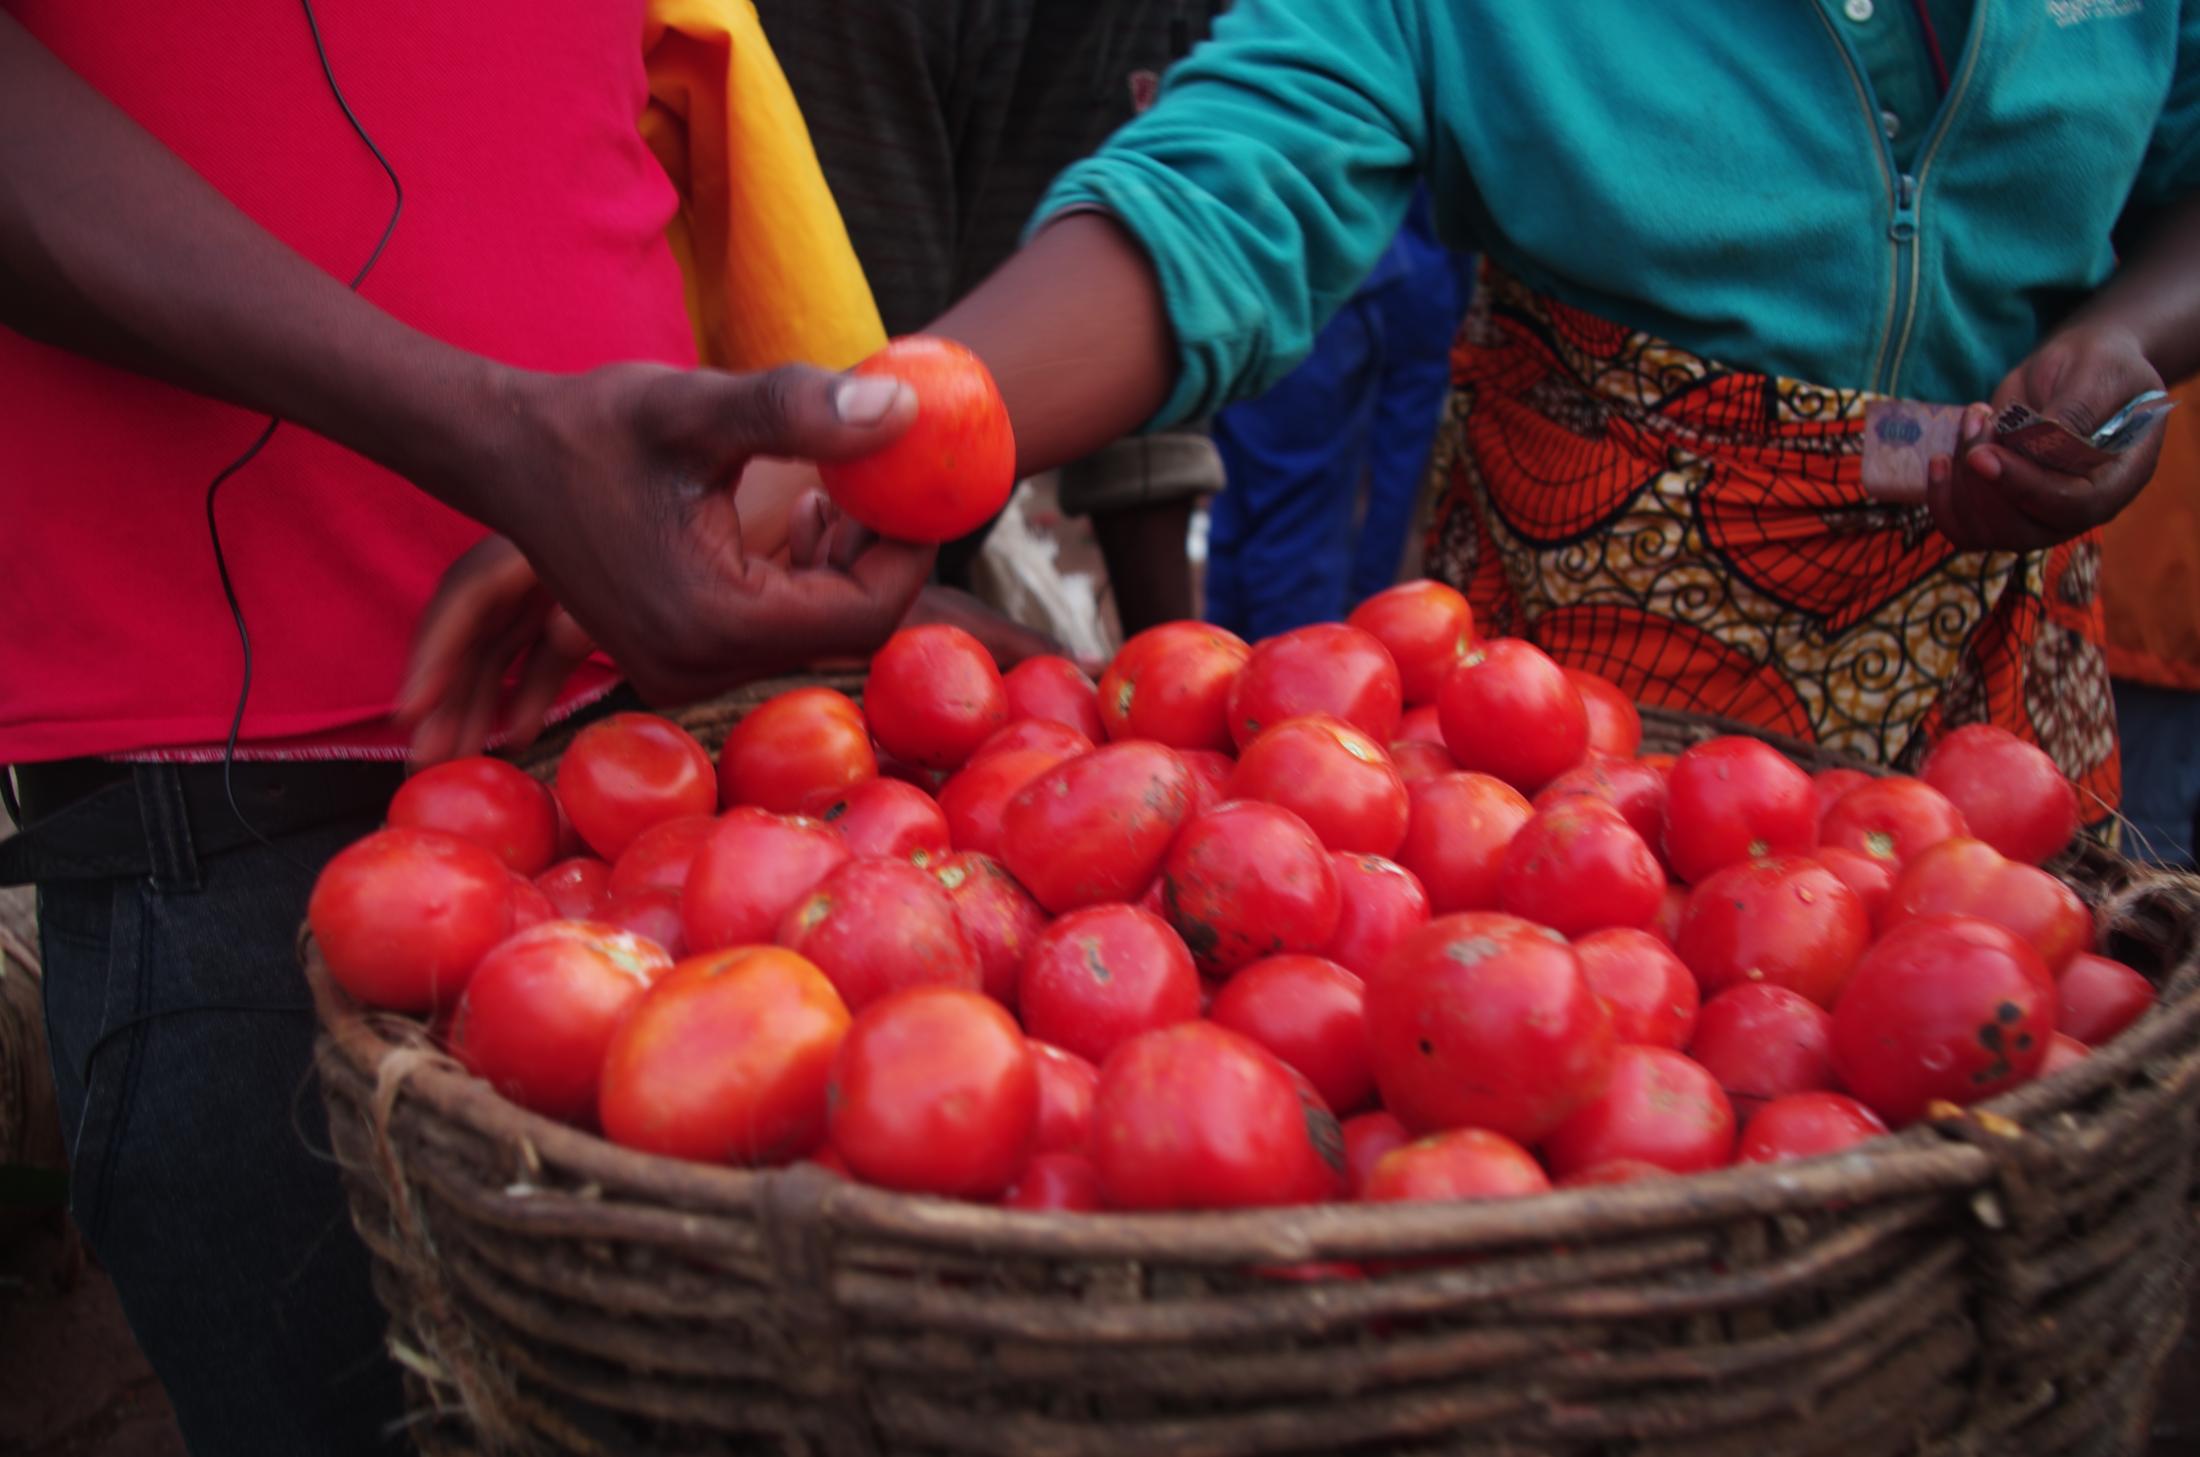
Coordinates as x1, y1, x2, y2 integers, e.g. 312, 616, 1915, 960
1425, 266, 2119, 815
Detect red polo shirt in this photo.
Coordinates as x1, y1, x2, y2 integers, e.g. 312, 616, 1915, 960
0, 0, 696, 763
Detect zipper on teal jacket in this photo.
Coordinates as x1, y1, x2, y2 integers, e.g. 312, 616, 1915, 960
1811, 5, 1985, 396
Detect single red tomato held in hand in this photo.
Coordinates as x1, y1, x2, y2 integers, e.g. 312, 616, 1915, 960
817, 335, 1016, 543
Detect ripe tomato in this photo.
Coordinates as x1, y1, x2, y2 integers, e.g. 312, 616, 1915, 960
1342, 1111, 1412, 1196
1818, 776, 1968, 868
1396, 704, 1447, 746
866, 625, 1009, 771
1535, 758, 1670, 859
505, 873, 556, 932
930, 851, 1049, 1006
1325, 853, 1430, 978
1436, 639, 1587, 794
1689, 984, 1837, 1117
1091, 1023, 1346, 1210
1179, 748, 1238, 811
1228, 622, 1404, 748
817, 335, 1015, 542
681, 809, 851, 953
1002, 1151, 1102, 1212
1921, 723, 2079, 865
1097, 621, 1251, 751
1646, 882, 1687, 946
1000, 742, 1196, 913
717, 686, 876, 814
1673, 855, 1870, 1008
1564, 669, 1643, 758
608, 815, 716, 898
1544, 1046, 1735, 1179
1019, 903, 1201, 1065
535, 856, 612, 921
554, 713, 716, 861
1162, 802, 1341, 976
1365, 912, 1614, 1141
1346, 579, 1473, 706
1496, 799, 1665, 937
2055, 952, 2154, 1045
1574, 928, 1699, 1049
1733, 1091, 1892, 1170
1558, 1159, 1671, 1188
388, 757, 560, 876
1362, 1129, 1549, 1203
1229, 715, 1410, 856
1881, 838, 2092, 972
1029, 1041, 1100, 1155
2041, 1032, 2091, 1074
972, 718, 1094, 763
1662, 737, 1816, 884
1389, 740, 1458, 784
1830, 916, 2057, 1126
601, 886, 688, 959
1735, 1091, 1889, 1165
807, 1145, 852, 1177
452, 921, 671, 1123
778, 857, 980, 1012
1814, 846, 1896, 932
937, 746, 1064, 858
598, 946, 849, 1163
310, 828, 514, 1012
803, 777, 952, 864
828, 987, 1037, 1198
1395, 772, 1533, 914
1001, 655, 1107, 742
1209, 955, 1372, 1114
1812, 768, 1874, 827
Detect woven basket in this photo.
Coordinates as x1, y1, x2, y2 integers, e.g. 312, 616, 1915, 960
310, 684, 2200, 1457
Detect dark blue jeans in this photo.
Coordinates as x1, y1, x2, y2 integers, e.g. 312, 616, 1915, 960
31, 779, 405, 1455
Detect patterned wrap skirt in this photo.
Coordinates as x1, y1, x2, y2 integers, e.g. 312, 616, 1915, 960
1424, 266, 2119, 814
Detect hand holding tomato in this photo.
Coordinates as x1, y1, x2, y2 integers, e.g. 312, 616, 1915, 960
396, 364, 937, 761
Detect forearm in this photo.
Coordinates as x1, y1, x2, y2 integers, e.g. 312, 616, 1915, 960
928, 213, 1177, 478
2069, 192, 2200, 386
0, 16, 508, 521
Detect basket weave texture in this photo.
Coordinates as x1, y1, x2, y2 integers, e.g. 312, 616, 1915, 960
311, 683, 2200, 1457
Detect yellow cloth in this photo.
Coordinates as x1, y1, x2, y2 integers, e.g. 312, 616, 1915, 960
2101, 376, 2200, 690
641, 0, 887, 372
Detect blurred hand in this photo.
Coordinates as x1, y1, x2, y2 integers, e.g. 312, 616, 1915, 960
1926, 323, 2166, 552
397, 363, 933, 761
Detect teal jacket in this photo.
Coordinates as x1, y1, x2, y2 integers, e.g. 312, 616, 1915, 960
1036, 1, 2200, 424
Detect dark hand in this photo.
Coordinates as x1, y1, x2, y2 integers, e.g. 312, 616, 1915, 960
1926, 324, 2166, 551
399, 363, 932, 760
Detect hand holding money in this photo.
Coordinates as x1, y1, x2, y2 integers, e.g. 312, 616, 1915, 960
1862, 323, 2172, 552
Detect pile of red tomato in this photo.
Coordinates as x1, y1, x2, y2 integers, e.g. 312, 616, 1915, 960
309, 581, 2158, 1217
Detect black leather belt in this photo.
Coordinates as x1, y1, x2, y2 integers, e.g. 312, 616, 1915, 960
0, 757, 405, 887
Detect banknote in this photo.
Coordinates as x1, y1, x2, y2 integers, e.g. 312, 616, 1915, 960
1995, 391, 2175, 476
1859, 399, 1966, 503
1861, 391, 2177, 502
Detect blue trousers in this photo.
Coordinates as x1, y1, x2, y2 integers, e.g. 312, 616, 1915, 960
1206, 241, 1470, 640
2111, 679, 2200, 868
30, 771, 406, 1455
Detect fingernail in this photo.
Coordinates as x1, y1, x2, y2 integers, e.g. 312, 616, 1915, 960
1969, 446, 2003, 481
834, 376, 906, 426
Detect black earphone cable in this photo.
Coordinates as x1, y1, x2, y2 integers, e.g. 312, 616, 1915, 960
203, 0, 403, 851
